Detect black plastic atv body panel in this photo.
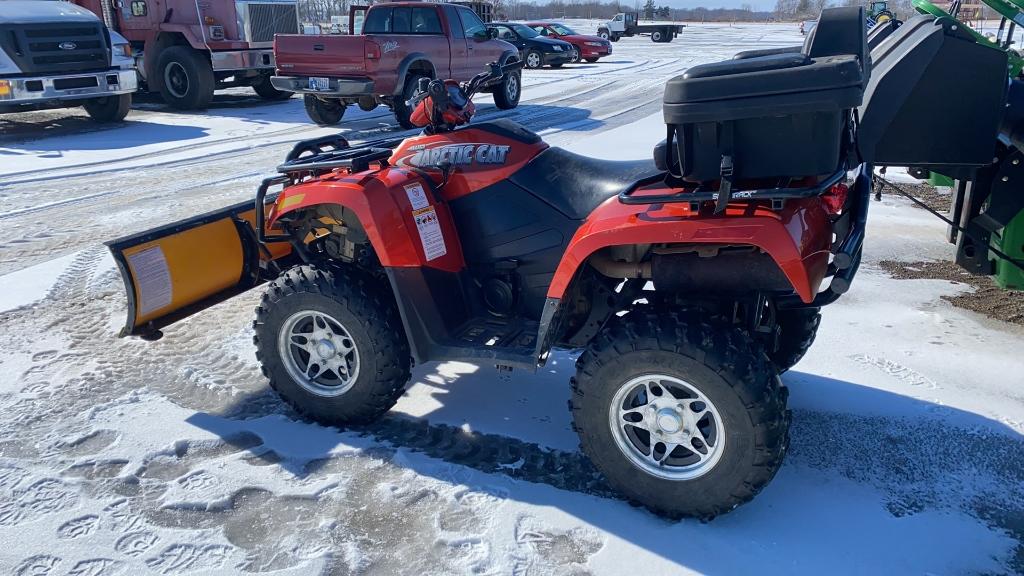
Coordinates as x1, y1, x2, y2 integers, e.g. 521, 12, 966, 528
661, 7, 867, 183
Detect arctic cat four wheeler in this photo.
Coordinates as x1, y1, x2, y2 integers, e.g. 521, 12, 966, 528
108, 7, 1014, 518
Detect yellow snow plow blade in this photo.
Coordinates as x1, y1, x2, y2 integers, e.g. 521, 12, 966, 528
106, 198, 292, 339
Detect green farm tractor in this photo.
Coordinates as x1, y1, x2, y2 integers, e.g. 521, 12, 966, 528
867, 1, 897, 26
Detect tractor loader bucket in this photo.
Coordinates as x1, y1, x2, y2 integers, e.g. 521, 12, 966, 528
106, 197, 291, 340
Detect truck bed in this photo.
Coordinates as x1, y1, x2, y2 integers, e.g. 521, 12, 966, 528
274, 33, 454, 95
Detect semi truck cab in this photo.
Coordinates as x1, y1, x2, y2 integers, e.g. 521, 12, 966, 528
73, 0, 300, 109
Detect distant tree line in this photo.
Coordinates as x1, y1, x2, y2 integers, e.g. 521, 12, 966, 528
498, 0, 774, 22
774, 0, 916, 21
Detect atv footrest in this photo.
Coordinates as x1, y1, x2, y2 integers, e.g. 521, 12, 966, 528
418, 317, 541, 370
452, 317, 538, 350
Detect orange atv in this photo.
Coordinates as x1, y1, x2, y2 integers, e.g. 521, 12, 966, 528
107, 8, 1010, 518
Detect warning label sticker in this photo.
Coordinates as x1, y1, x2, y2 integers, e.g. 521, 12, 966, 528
404, 182, 429, 211
127, 246, 173, 316
413, 206, 446, 261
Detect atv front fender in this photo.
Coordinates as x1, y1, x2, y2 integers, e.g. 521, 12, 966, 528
268, 168, 465, 272
547, 197, 833, 303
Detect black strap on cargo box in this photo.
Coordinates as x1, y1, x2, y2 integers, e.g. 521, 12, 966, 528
715, 121, 735, 214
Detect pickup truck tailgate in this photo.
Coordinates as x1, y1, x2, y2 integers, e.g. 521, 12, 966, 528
274, 35, 366, 76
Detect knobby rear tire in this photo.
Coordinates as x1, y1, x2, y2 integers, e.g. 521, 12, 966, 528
570, 309, 790, 519
769, 308, 822, 373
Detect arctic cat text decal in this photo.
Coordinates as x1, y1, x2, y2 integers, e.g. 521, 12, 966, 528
401, 143, 512, 168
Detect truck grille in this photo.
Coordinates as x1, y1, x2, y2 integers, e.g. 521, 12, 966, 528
0, 23, 109, 76
246, 3, 298, 43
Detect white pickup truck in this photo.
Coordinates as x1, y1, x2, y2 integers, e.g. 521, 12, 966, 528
0, 0, 137, 122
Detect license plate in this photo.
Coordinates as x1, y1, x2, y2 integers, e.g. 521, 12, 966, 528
308, 77, 330, 91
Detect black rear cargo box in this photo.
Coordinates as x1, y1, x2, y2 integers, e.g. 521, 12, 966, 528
857, 15, 1008, 177
662, 7, 867, 183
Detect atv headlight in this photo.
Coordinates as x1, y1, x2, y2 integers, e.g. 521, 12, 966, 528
585, 41, 603, 46
552, 45, 563, 51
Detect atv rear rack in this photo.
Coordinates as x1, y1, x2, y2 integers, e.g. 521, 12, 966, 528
618, 169, 846, 208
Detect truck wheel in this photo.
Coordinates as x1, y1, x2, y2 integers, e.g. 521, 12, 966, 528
651, 30, 664, 42
525, 50, 543, 69
769, 308, 821, 373
571, 309, 789, 519
157, 46, 214, 110
252, 75, 293, 101
491, 67, 521, 110
303, 95, 345, 125
598, 30, 610, 40
254, 265, 411, 426
392, 74, 426, 129
82, 93, 131, 122
611, 34, 621, 42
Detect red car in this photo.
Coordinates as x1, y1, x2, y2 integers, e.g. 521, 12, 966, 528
526, 21, 612, 63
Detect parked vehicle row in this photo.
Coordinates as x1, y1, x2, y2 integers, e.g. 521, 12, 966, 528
527, 22, 613, 63
0, 1, 641, 128
488, 21, 613, 67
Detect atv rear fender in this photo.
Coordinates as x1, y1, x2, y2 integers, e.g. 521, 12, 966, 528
548, 195, 835, 304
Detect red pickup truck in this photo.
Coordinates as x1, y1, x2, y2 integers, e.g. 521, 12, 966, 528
272, 2, 522, 128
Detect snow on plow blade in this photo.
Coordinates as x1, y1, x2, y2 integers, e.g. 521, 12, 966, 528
105, 198, 291, 339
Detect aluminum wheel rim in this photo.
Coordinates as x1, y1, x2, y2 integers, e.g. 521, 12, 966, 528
505, 73, 519, 101
608, 374, 725, 480
527, 52, 541, 68
164, 62, 190, 99
278, 310, 359, 397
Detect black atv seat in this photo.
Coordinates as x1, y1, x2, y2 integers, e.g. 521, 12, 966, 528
508, 147, 660, 220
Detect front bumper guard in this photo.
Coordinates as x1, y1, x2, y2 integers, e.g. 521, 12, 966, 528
0, 69, 136, 105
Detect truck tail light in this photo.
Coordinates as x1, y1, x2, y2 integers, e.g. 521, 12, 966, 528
822, 182, 849, 215
365, 41, 381, 60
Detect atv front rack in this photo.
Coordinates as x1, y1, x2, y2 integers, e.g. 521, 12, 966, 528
618, 169, 846, 208
255, 134, 406, 244
276, 135, 404, 176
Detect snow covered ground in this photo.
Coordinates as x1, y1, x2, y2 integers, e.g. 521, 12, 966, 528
2, 23, 1023, 576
